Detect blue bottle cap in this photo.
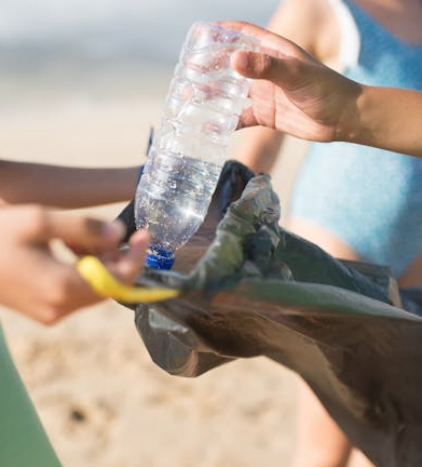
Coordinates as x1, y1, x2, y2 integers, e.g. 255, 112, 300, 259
145, 247, 175, 270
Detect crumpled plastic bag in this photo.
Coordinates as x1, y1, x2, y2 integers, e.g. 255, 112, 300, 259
118, 161, 422, 467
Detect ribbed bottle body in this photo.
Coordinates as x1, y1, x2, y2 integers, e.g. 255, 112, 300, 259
135, 21, 259, 269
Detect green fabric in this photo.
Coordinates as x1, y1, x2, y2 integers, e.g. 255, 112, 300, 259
0, 325, 61, 467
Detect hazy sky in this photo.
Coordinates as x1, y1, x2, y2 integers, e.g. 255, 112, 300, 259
0, 0, 280, 62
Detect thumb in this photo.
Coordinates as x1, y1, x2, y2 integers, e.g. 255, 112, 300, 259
231, 50, 284, 80
231, 50, 305, 93
41, 211, 126, 253
108, 229, 150, 282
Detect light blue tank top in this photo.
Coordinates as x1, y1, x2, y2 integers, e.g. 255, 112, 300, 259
290, 0, 422, 277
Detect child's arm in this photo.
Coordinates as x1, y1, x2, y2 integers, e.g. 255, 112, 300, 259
0, 161, 140, 208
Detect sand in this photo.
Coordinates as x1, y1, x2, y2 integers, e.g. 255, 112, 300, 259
0, 64, 309, 467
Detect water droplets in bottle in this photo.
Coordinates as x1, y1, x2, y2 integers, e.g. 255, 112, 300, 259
135, 21, 260, 269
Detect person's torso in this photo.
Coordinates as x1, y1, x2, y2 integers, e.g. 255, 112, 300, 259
290, 0, 422, 276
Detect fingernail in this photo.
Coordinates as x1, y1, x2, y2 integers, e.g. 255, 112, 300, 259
103, 221, 126, 241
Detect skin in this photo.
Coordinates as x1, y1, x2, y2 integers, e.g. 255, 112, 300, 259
225, 22, 422, 157
221, 13, 422, 467
0, 205, 150, 325
232, 0, 422, 171
0, 161, 140, 208
0, 147, 145, 320
231, 45, 422, 157
232, 0, 341, 174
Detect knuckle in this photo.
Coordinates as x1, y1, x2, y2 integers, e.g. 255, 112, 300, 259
256, 54, 273, 77
26, 205, 50, 235
43, 274, 74, 316
116, 261, 137, 281
81, 217, 105, 238
38, 306, 63, 326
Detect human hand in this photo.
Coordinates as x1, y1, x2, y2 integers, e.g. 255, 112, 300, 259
220, 21, 362, 143
0, 205, 149, 324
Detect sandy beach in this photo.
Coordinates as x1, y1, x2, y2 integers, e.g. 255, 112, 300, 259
0, 62, 308, 467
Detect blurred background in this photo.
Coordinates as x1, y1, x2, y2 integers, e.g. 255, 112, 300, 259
1, 0, 278, 64
0, 1, 305, 466
0, 0, 279, 117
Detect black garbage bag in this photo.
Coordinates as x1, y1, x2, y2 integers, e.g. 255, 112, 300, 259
118, 161, 422, 467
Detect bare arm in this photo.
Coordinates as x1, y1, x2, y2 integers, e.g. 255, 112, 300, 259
0, 161, 140, 208
346, 86, 422, 157
225, 22, 422, 157
237, 127, 284, 173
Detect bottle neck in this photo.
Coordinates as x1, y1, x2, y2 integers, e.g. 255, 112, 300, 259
145, 247, 175, 270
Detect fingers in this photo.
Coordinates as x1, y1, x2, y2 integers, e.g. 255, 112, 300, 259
232, 49, 301, 84
65, 229, 151, 302
232, 50, 285, 130
217, 20, 264, 39
28, 208, 126, 253
36, 265, 101, 324
237, 107, 258, 129
109, 229, 151, 282
232, 50, 278, 80
0, 204, 150, 325
38, 229, 151, 324
232, 49, 308, 93
218, 20, 303, 58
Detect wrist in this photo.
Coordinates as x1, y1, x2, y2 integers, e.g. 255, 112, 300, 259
339, 86, 422, 157
335, 81, 367, 144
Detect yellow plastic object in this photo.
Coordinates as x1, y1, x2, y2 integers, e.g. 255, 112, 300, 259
76, 255, 180, 304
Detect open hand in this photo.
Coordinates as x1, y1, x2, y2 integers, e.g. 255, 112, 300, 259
220, 21, 362, 143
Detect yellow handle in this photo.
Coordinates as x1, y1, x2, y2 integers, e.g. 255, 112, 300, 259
76, 255, 180, 304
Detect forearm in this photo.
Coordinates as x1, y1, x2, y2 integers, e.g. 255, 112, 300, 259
343, 86, 422, 157
0, 161, 140, 208
237, 127, 285, 173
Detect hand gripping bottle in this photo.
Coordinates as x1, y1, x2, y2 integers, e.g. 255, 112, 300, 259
135, 21, 260, 269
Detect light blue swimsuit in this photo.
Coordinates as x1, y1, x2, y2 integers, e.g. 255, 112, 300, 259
290, 0, 422, 277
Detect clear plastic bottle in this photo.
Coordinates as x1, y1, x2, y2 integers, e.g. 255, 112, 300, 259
135, 21, 260, 269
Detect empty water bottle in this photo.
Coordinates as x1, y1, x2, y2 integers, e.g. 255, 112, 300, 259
135, 21, 260, 269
